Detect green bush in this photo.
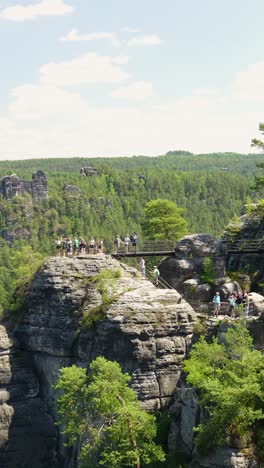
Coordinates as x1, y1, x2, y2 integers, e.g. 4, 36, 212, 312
193, 320, 208, 336
183, 320, 264, 454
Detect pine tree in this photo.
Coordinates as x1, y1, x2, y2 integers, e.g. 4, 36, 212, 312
55, 357, 165, 468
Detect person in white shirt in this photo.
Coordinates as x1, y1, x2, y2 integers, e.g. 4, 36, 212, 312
124, 235, 130, 253
139, 257, 146, 279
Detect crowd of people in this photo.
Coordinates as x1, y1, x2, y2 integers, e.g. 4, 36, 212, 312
55, 237, 104, 256
212, 291, 251, 318
56, 233, 140, 257
113, 233, 138, 253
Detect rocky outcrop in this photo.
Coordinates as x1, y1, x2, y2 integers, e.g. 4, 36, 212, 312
80, 166, 98, 177
63, 184, 81, 195
168, 387, 199, 456
226, 211, 264, 291
191, 447, 257, 468
0, 255, 197, 466
0, 171, 48, 200
159, 234, 227, 302
0, 326, 57, 468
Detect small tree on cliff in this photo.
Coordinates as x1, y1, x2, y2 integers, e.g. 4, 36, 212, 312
55, 357, 165, 468
142, 199, 188, 240
183, 319, 264, 454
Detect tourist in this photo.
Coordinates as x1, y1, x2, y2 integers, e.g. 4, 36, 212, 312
97, 239, 104, 254
212, 292, 221, 317
55, 237, 62, 256
130, 232, 137, 251
124, 234, 130, 253
228, 294, 236, 318
153, 266, 160, 286
114, 235, 122, 253
139, 257, 146, 279
73, 237, 79, 256
62, 237, 67, 257
66, 237, 73, 257
243, 293, 250, 317
235, 292, 242, 312
88, 237, 95, 254
79, 238, 86, 254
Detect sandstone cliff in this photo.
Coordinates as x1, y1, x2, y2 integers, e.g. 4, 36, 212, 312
0, 255, 197, 467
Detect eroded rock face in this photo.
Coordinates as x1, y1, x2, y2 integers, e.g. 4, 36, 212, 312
0, 326, 58, 468
191, 447, 257, 468
159, 234, 227, 300
169, 387, 199, 456
0, 171, 48, 200
0, 255, 197, 466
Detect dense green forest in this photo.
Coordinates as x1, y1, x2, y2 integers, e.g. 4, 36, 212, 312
0, 150, 262, 317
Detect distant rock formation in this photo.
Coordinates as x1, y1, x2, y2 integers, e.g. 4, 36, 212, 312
63, 183, 81, 195
0, 171, 48, 200
80, 166, 98, 177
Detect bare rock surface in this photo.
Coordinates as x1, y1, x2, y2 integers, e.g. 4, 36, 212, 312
0, 171, 47, 200
191, 447, 257, 468
159, 234, 227, 300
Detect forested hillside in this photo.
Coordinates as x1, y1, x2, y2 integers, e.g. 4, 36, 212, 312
0, 151, 261, 318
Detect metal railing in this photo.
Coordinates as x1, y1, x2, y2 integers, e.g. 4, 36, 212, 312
111, 238, 264, 256
111, 240, 176, 256
224, 239, 264, 253
187, 300, 255, 317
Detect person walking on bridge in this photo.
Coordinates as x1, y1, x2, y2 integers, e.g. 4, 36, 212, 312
212, 292, 221, 317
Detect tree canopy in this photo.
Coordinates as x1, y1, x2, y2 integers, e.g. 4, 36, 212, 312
183, 320, 264, 455
55, 357, 165, 468
252, 123, 264, 192
142, 199, 188, 240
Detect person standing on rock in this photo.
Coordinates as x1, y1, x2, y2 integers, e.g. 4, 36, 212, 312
153, 266, 160, 286
139, 257, 146, 279
97, 239, 104, 254
228, 294, 236, 318
212, 292, 221, 317
56, 237, 62, 256
73, 237, 79, 256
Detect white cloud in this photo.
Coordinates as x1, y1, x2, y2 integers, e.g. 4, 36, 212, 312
1, 61, 264, 159
9, 85, 85, 119
60, 29, 121, 47
111, 81, 154, 101
121, 26, 140, 33
127, 34, 162, 47
40, 53, 130, 86
234, 61, 264, 101
0, 0, 73, 22
192, 87, 219, 97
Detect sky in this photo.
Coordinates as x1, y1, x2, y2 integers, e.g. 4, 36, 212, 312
0, 0, 264, 159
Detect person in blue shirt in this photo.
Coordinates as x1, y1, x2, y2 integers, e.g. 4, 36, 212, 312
212, 292, 221, 317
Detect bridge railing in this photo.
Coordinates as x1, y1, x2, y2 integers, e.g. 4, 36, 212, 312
109, 238, 264, 255
112, 240, 176, 255
224, 239, 264, 252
